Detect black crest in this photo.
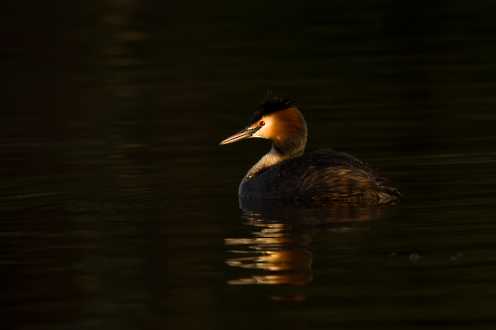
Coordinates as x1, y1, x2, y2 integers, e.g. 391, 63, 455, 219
249, 97, 296, 124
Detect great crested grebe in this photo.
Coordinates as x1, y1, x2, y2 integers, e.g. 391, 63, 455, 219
220, 97, 400, 205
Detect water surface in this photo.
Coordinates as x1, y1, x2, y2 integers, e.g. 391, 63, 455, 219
3, 1, 496, 329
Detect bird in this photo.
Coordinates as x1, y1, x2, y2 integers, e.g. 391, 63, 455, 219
220, 97, 400, 206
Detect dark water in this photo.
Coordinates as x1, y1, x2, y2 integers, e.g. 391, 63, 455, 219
4, 1, 496, 329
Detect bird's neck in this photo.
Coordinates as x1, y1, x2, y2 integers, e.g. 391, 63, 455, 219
244, 139, 305, 180
244, 146, 286, 179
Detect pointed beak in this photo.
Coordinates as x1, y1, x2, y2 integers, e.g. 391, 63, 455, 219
219, 126, 260, 145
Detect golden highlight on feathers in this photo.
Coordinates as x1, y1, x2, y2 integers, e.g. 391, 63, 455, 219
269, 107, 307, 142
251, 106, 307, 157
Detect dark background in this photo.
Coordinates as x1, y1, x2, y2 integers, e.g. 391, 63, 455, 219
3, 1, 496, 329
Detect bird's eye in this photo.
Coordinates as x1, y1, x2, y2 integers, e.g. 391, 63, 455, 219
259, 121, 265, 127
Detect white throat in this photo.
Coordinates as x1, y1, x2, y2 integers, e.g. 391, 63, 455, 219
244, 146, 290, 180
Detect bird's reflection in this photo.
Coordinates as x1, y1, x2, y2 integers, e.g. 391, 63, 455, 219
225, 214, 313, 285
225, 200, 387, 287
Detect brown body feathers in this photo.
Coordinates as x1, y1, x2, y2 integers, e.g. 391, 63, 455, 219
239, 149, 400, 205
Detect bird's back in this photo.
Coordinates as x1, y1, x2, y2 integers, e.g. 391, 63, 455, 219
239, 149, 400, 205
